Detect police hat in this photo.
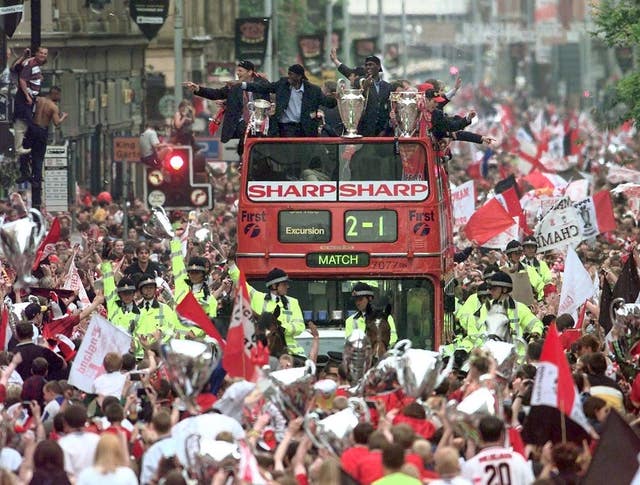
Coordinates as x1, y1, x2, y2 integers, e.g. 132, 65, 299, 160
186, 256, 208, 273
522, 236, 538, 248
352, 282, 375, 297
137, 273, 157, 289
488, 271, 513, 291
117, 277, 137, 293
504, 240, 523, 254
265, 268, 289, 288
483, 264, 500, 281
477, 282, 491, 297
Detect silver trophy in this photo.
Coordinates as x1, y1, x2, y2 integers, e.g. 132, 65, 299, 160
305, 397, 370, 455
248, 99, 272, 136
337, 79, 365, 138
0, 208, 46, 288
392, 340, 443, 398
390, 91, 424, 137
258, 360, 316, 418
143, 205, 175, 240
160, 339, 221, 410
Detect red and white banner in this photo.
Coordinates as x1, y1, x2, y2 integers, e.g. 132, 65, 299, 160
62, 259, 90, 307
176, 292, 225, 346
607, 164, 640, 184
68, 314, 131, 392
452, 181, 475, 228
223, 271, 257, 381
573, 191, 617, 240
558, 247, 595, 317
247, 181, 429, 202
530, 323, 593, 435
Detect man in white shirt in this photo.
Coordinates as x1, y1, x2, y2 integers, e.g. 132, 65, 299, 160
461, 415, 534, 485
91, 352, 127, 398
140, 409, 177, 485
58, 404, 100, 480
139, 123, 171, 168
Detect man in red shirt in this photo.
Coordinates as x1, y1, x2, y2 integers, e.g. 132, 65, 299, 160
341, 422, 374, 479
355, 431, 389, 484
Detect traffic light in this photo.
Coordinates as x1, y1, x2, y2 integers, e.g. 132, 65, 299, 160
145, 145, 212, 209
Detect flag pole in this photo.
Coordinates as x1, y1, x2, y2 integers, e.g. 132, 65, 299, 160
560, 401, 567, 443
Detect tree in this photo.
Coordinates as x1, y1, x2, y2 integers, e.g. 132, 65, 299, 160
592, 0, 640, 128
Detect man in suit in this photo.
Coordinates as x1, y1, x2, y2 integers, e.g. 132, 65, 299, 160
330, 49, 392, 137
242, 64, 337, 137
184, 60, 270, 155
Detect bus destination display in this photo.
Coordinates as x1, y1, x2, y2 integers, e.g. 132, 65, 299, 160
279, 210, 331, 243
344, 210, 397, 242
306, 252, 370, 268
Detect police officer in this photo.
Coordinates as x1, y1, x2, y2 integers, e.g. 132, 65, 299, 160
101, 261, 140, 334
502, 240, 544, 301
133, 273, 181, 358
480, 271, 543, 343
443, 282, 491, 356
170, 238, 217, 319
521, 235, 553, 285
229, 264, 307, 356
344, 282, 398, 346
455, 264, 500, 324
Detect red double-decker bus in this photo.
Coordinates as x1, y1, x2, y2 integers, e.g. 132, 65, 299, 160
237, 137, 455, 350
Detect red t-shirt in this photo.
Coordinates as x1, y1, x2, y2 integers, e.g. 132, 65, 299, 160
341, 445, 369, 479
356, 450, 384, 485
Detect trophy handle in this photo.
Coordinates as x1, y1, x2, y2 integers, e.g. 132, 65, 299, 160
337, 78, 348, 95
303, 359, 316, 376
391, 339, 412, 356
610, 297, 627, 327
347, 397, 371, 422
28, 208, 46, 242
303, 412, 325, 449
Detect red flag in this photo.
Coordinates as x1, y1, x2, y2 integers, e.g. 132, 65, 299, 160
0, 305, 9, 351
523, 324, 593, 444
463, 198, 515, 246
222, 272, 257, 381
592, 191, 616, 234
176, 292, 225, 347
523, 169, 555, 190
32, 218, 61, 270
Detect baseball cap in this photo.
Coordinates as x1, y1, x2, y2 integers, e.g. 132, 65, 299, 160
237, 60, 255, 71
424, 88, 446, 103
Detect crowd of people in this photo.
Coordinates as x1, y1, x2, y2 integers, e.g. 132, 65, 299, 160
0, 54, 639, 485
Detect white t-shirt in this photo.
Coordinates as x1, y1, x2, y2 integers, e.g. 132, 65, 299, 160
139, 128, 160, 158
58, 431, 101, 478
77, 465, 139, 485
0, 447, 22, 472
139, 436, 177, 485
92, 372, 127, 398
429, 478, 473, 485
461, 446, 535, 485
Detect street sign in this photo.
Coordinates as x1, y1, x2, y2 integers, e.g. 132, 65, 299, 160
44, 143, 68, 213
194, 137, 220, 161
129, 0, 169, 41
0, 0, 25, 38
113, 136, 141, 162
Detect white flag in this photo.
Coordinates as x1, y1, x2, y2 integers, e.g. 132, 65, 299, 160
68, 314, 131, 392
62, 259, 91, 307
558, 247, 595, 317
451, 180, 475, 229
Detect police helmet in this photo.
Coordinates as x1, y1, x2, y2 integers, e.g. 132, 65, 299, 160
504, 240, 523, 255
522, 236, 538, 248
186, 256, 208, 273
265, 268, 289, 288
117, 276, 136, 293
137, 273, 157, 289
483, 264, 500, 281
352, 282, 375, 298
477, 282, 491, 297
488, 271, 513, 291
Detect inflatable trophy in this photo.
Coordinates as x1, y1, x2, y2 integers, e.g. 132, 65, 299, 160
0, 208, 46, 288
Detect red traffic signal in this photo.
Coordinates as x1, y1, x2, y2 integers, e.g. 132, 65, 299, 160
168, 153, 186, 171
